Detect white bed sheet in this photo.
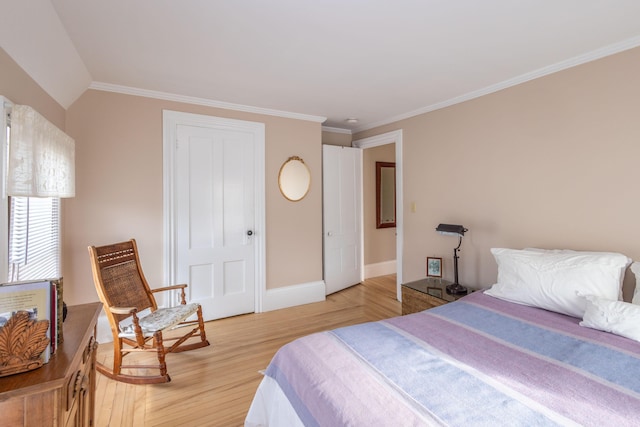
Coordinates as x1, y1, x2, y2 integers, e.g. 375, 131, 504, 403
245, 375, 305, 427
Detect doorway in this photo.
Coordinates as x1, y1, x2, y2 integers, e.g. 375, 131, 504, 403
353, 130, 403, 300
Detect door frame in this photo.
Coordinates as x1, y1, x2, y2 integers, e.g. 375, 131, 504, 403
162, 110, 266, 312
352, 130, 403, 301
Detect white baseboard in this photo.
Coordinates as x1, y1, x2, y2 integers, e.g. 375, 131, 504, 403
364, 260, 396, 279
262, 280, 326, 312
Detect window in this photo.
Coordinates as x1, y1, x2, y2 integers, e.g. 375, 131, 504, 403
2, 99, 62, 282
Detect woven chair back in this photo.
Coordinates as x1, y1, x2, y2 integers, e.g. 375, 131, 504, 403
90, 240, 156, 323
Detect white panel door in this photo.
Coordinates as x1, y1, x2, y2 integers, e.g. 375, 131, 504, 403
174, 123, 258, 320
323, 145, 362, 294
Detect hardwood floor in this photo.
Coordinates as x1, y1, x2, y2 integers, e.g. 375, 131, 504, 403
94, 274, 400, 427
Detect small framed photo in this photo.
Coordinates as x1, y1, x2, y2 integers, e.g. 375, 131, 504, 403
427, 257, 442, 277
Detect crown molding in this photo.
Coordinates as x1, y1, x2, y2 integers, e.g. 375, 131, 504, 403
321, 126, 352, 134
89, 82, 327, 123
353, 129, 402, 149
354, 35, 640, 133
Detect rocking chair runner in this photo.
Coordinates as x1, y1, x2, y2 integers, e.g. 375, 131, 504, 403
88, 239, 210, 384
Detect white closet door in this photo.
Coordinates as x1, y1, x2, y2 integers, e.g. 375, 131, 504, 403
323, 145, 362, 295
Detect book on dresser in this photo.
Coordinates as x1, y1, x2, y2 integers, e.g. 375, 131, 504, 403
0, 279, 61, 364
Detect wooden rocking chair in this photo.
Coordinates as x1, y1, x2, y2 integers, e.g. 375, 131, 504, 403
88, 239, 210, 384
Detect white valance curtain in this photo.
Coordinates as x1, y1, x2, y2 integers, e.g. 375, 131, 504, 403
8, 104, 75, 198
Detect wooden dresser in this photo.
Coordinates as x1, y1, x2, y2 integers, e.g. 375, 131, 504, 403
0, 303, 101, 426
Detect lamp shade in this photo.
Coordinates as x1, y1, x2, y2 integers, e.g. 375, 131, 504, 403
435, 223, 467, 237
7, 104, 75, 198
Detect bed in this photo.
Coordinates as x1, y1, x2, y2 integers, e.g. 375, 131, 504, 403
245, 249, 640, 426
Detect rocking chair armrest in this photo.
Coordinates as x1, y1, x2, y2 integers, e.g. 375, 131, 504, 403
109, 306, 138, 315
150, 284, 188, 293
151, 284, 188, 304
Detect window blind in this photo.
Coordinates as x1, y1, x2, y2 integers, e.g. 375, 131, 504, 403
8, 196, 61, 281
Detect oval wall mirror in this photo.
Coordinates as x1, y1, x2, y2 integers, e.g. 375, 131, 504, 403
278, 156, 311, 201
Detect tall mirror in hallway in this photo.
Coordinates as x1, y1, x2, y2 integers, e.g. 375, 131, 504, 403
376, 161, 396, 229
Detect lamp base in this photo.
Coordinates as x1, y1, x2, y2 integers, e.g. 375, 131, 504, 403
446, 283, 468, 295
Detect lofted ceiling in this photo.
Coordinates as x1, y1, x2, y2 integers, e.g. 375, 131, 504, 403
2, 1, 640, 132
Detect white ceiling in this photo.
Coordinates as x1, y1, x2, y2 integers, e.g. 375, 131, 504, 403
3, 1, 640, 132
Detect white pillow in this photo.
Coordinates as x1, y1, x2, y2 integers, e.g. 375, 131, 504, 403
485, 248, 631, 318
580, 294, 640, 342
631, 262, 640, 305
525, 248, 627, 300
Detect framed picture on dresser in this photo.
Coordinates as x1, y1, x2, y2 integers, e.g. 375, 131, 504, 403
427, 257, 442, 277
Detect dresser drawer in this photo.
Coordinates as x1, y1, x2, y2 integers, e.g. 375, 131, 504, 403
66, 336, 95, 411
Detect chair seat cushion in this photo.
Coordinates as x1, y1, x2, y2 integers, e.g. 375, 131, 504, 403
119, 303, 200, 337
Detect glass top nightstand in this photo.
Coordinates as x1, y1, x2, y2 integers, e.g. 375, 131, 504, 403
401, 277, 469, 315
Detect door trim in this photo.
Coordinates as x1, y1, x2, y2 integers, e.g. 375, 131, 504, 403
162, 110, 266, 312
352, 129, 403, 301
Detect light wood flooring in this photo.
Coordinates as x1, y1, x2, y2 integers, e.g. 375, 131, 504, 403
94, 274, 400, 427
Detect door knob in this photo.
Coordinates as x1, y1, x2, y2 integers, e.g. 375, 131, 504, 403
247, 230, 253, 236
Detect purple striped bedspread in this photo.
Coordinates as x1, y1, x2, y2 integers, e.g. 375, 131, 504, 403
262, 292, 640, 426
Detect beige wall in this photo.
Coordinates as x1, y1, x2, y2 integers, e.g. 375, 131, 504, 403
363, 144, 396, 265
321, 130, 352, 147
356, 46, 640, 300
63, 90, 323, 305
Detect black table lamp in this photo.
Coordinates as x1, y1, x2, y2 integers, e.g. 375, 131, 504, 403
435, 224, 468, 295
